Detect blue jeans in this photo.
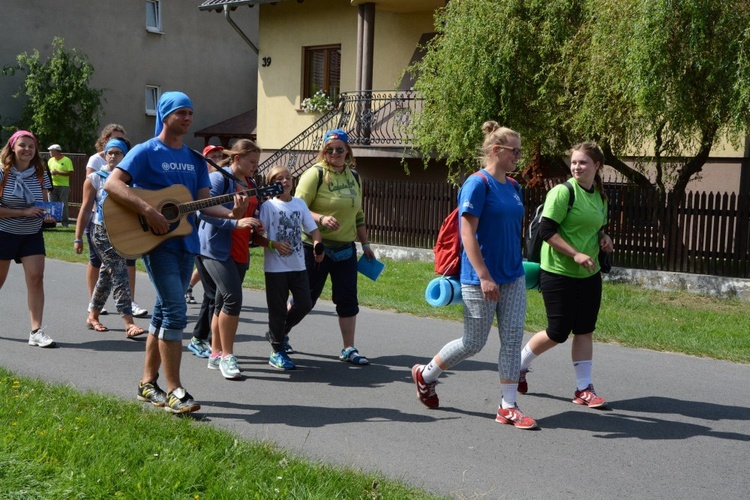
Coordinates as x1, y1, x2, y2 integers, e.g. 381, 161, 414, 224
143, 246, 194, 341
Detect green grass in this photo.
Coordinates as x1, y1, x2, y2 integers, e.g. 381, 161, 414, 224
42, 226, 750, 364
0, 369, 441, 499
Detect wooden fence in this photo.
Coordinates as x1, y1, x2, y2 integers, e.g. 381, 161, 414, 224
362, 179, 750, 278
61, 157, 748, 278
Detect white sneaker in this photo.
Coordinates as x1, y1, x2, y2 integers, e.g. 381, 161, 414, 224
131, 302, 149, 318
29, 327, 55, 348
207, 353, 222, 370
219, 354, 241, 379
87, 304, 108, 315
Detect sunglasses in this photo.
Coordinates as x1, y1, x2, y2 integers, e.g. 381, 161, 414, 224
498, 145, 522, 156
324, 147, 346, 155
106, 150, 124, 157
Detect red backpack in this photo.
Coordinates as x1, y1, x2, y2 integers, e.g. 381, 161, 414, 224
434, 172, 520, 276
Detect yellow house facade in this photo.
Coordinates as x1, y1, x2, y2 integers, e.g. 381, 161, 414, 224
253, 0, 448, 182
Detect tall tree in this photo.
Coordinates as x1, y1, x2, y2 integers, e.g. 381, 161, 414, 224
408, 0, 585, 183
410, 0, 750, 197
563, 0, 750, 200
2, 37, 103, 153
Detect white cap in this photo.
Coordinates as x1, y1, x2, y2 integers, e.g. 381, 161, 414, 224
47, 144, 62, 151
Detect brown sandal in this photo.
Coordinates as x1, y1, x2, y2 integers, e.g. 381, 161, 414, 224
126, 324, 147, 339
86, 319, 109, 332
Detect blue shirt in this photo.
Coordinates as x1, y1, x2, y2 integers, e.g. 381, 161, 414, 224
198, 167, 241, 262
458, 171, 525, 285
116, 138, 210, 254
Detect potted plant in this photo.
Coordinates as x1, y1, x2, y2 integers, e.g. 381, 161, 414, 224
301, 90, 334, 114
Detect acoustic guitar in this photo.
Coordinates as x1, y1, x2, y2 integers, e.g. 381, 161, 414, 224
103, 182, 283, 259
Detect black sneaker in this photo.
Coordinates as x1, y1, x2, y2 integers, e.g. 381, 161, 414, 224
137, 379, 167, 407
164, 387, 201, 414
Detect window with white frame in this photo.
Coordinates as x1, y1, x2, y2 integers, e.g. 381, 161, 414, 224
146, 0, 162, 33
145, 86, 161, 116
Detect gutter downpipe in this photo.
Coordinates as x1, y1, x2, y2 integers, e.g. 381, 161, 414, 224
224, 5, 259, 54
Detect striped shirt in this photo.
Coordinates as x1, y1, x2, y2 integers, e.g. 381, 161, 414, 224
0, 168, 53, 234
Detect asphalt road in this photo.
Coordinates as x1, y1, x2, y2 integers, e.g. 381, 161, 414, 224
2, 259, 749, 499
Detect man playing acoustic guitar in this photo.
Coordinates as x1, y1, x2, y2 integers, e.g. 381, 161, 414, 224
104, 92, 249, 414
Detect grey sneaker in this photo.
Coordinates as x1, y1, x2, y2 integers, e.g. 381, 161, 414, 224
164, 387, 200, 414
137, 379, 167, 407
219, 354, 241, 379
207, 353, 221, 370
28, 327, 55, 348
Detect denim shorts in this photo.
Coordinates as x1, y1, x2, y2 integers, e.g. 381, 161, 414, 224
143, 246, 194, 341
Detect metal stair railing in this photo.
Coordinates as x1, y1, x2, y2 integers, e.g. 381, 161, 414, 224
258, 90, 422, 178
257, 104, 342, 178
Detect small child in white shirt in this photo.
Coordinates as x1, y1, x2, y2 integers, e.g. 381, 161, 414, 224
257, 165, 324, 370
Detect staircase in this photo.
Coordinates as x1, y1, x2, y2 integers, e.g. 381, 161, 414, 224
258, 90, 422, 178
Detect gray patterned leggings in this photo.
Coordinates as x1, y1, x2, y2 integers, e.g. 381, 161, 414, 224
438, 276, 526, 380
89, 223, 132, 316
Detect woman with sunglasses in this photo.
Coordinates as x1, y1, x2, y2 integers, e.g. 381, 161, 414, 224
410, 121, 538, 429
83, 124, 147, 319
294, 129, 374, 365
74, 138, 146, 339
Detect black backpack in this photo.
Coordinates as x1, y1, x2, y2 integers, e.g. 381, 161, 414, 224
526, 181, 574, 263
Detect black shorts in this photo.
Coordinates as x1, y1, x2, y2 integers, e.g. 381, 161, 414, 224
540, 269, 602, 343
0, 229, 45, 263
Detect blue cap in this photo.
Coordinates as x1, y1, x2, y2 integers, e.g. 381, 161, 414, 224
155, 91, 193, 136
105, 138, 129, 156
323, 129, 348, 145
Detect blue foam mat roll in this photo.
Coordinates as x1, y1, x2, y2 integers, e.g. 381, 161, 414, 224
425, 276, 462, 307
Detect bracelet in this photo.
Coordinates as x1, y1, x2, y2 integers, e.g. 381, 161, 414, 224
318, 215, 325, 225
362, 243, 371, 249
268, 240, 274, 249
74, 239, 83, 243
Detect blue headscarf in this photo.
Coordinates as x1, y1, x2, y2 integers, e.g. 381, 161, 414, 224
105, 138, 129, 156
155, 91, 193, 136
323, 129, 348, 145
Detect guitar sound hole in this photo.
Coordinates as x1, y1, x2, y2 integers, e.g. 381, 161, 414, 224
161, 204, 180, 221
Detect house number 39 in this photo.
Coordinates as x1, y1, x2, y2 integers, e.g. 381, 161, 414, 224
262, 57, 272, 67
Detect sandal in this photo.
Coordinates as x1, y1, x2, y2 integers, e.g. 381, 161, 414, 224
339, 347, 370, 365
86, 319, 109, 332
126, 324, 147, 339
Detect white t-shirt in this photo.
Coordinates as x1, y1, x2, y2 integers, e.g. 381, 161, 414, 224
85, 153, 107, 173
259, 197, 317, 273
87, 171, 109, 225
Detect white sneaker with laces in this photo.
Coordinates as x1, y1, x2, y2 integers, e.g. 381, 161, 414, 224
131, 302, 149, 317
219, 354, 241, 379
29, 327, 55, 348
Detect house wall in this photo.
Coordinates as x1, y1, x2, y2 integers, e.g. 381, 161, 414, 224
257, 0, 435, 150
0, 0, 257, 151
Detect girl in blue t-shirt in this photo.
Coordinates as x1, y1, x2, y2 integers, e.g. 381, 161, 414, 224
411, 121, 537, 430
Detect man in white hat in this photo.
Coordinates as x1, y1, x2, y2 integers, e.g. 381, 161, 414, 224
47, 144, 74, 227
